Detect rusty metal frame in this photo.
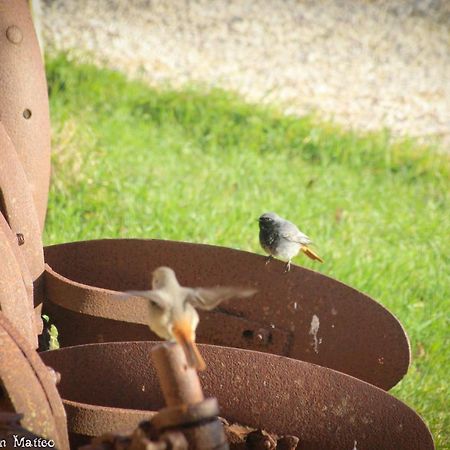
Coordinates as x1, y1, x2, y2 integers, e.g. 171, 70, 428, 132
44, 238, 410, 390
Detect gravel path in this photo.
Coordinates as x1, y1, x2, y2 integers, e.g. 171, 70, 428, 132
42, 0, 450, 149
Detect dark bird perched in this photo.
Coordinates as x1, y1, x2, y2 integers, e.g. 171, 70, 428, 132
258, 212, 323, 272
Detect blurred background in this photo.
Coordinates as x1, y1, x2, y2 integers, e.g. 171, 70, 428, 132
30, 1, 449, 448
39, 0, 450, 147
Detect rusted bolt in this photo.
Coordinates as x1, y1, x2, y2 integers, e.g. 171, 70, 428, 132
47, 367, 61, 385
6, 26, 23, 44
16, 233, 25, 246
23, 109, 32, 119
256, 328, 272, 344
242, 329, 272, 345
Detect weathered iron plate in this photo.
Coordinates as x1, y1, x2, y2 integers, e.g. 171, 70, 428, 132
0, 123, 45, 301
44, 239, 410, 390
0, 313, 69, 449
41, 341, 434, 450
0, 0, 51, 229
0, 214, 36, 347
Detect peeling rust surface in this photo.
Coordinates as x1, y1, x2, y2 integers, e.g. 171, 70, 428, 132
0, 314, 69, 449
0, 124, 45, 304
0, 214, 36, 347
41, 342, 434, 450
44, 239, 410, 389
0, 0, 51, 229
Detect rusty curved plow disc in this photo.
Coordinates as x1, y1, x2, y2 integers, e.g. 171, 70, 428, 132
0, 214, 37, 347
0, 313, 69, 449
41, 341, 434, 450
44, 239, 410, 390
0, 123, 45, 304
0, 0, 51, 230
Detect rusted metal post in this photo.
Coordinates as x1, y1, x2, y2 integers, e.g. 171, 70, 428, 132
0, 0, 51, 231
151, 342, 204, 407
151, 342, 229, 450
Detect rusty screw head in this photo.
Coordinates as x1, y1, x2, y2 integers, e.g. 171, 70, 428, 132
255, 329, 272, 345
16, 233, 25, 246
6, 25, 23, 44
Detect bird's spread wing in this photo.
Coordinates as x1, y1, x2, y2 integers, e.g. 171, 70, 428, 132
281, 222, 312, 245
186, 286, 257, 311
117, 289, 171, 310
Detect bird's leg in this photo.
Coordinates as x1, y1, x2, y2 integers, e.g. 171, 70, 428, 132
284, 260, 291, 272
265, 255, 273, 265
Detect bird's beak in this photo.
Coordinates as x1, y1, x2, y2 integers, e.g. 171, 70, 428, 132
172, 320, 206, 371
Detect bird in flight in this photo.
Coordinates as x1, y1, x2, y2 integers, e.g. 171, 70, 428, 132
118, 266, 257, 370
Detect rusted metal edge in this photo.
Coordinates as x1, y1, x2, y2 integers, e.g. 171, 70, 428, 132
44, 264, 156, 324
0, 0, 52, 230
0, 314, 69, 449
63, 400, 155, 437
0, 124, 45, 309
0, 214, 37, 347
0, 107, 45, 283
44, 263, 292, 354
0, 214, 33, 300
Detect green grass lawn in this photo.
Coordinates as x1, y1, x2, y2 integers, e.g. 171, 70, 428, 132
44, 54, 449, 448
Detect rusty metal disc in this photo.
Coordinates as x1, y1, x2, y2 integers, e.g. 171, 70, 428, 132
0, 123, 45, 304
0, 313, 69, 449
0, 0, 51, 230
0, 214, 36, 347
40, 341, 434, 450
44, 239, 410, 390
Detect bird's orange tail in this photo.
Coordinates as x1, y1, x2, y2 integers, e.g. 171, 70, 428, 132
172, 321, 206, 371
301, 246, 324, 263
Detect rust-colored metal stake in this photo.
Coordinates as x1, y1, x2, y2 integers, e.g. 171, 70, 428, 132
151, 342, 229, 450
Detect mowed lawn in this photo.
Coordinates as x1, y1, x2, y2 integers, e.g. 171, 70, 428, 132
44, 55, 449, 448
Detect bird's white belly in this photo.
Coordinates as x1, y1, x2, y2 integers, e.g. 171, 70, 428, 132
147, 307, 172, 340
274, 239, 301, 261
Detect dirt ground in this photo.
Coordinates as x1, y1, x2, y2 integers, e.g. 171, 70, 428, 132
41, 0, 450, 149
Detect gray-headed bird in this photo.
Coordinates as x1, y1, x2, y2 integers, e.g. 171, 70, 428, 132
258, 212, 323, 272
120, 266, 257, 371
